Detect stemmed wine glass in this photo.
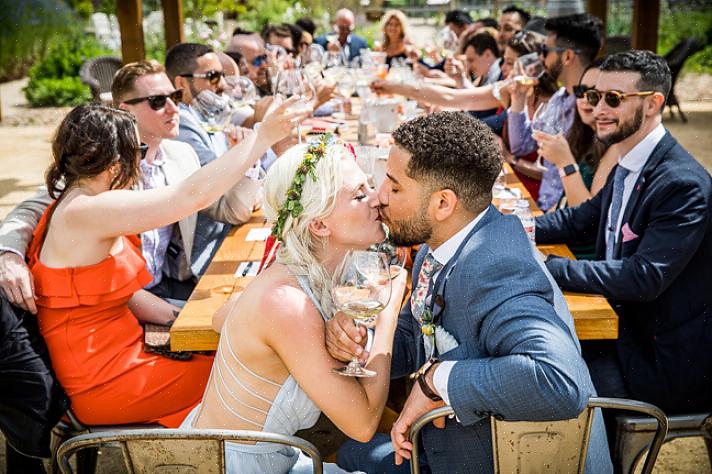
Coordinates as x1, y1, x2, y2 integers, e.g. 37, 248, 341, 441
224, 75, 257, 108
435, 27, 459, 60
531, 101, 566, 170
512, 52, 545, 86
334, 70, 355, 119
192, 90, 233, 133
331, 250, 392, 377
275, 69, 316, 143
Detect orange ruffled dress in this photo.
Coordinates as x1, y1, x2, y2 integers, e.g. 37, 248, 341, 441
27, 206, 213, 428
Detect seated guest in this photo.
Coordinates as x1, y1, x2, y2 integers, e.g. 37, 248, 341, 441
496, 5, 530, 54
315, 8, 368, 62
532, 60, 619, 214
24, 100, 303, 426
507, 13, 603, 212
226, 33, 271, 96
167, 43, 267, 276
183, 137, 408, 473
378, 10, 412, 67
0, 60, 257, 305
296, 17, 316, 37
329, 112, 610, 473
262, 23, 295, 55
536, 50, 712, 413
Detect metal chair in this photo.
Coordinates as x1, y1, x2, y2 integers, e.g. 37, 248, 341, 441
57, 428, 323, 474
79, 56, 123, 104
48, 410, 163, 474
408, 397, 668, 474
615, 411, 712, 474
664, 38, 703, 123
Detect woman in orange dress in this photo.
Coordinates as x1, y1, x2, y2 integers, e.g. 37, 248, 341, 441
27, 101, 304, 427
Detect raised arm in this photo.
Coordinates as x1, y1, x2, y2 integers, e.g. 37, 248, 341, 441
65, 98, 307, 241
370, 80, 502, 112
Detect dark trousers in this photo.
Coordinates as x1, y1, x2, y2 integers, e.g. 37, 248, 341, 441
146, 276, 196, 305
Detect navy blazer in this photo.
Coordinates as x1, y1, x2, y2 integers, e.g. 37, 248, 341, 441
392, 207, 610, 473
314, 34, 368, 62
536, 131, 712, 413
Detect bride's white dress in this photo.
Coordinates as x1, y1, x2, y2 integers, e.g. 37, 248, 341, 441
181, 275, 358, 474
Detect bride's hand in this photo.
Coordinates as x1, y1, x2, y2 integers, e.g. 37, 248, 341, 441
325, 311, 368, 364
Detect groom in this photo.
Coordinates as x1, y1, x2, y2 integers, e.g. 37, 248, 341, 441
328, 112, 611, 473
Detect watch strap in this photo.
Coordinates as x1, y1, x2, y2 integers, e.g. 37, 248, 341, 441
412, 358, 442, 402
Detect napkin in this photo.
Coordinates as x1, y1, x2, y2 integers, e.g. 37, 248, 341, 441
235, 261, 260, 277
245, 227, 271, 241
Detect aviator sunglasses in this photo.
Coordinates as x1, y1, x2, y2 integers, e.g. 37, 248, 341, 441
585, 89, 655, 108
179, 70, 225, 85
123, 89, 183, 110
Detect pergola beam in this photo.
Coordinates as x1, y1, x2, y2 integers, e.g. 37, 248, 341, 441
162, 0, 185, 51
632, 0, 660, 52
116, 0, 146, 63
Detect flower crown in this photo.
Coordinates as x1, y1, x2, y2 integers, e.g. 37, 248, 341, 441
272, 133, 335, 240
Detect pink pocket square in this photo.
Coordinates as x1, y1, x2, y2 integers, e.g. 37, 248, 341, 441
621, 223, 639, 243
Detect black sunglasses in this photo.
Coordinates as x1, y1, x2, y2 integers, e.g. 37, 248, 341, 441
572, 84, 592, 99
585, 89, 656, 108
180, 70, 225, 85
123, 89, 183, 110
251, 54, 268, 67
541, 45, 581, 57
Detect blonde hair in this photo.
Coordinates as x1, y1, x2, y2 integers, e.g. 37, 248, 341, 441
263, 143, 348, 316
381, 10, 410, 50
111, 60, 165, 107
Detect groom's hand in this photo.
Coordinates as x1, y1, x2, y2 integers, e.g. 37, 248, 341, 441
391, 379, 446, 465
325, 311, 369, 363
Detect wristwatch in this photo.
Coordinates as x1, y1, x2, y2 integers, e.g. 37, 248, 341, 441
558, 163, 579, 178
410, 358, 442, 401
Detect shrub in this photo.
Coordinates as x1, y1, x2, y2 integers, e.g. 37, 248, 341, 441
24, 33, 110, 107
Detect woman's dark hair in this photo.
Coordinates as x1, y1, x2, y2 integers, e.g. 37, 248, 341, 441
567, 58, 606, 170
507, 31, 558, 98
46, 105, 140, 199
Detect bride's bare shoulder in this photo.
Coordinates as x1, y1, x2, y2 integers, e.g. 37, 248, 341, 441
251, 266, 324, 328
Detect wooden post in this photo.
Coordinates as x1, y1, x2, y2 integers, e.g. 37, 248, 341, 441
162, 0, 184, 51
116, 0, 146, 63
587, 0, 607, 40
632, 0, 660, 52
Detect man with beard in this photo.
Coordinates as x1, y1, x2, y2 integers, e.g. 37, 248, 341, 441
536, 50, 712, 414
508, 13, 603, 211
328, 112, 611, 474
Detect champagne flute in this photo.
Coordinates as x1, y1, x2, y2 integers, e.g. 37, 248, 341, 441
331, 250, 392, 377
531, 101, 566, 170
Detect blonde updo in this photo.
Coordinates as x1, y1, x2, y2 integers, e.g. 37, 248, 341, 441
263, 142, 350, 316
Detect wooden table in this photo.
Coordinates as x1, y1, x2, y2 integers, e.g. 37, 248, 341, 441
171, 109, 618, 351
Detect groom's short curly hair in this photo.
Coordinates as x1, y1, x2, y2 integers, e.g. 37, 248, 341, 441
392, 111, 502, 213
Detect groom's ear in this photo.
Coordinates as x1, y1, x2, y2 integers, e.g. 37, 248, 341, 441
431, 189, 458, 222
308, 219, 331, 238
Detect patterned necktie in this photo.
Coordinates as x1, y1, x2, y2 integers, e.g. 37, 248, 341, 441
410, 253, 443, 323
606, 165, 630, 260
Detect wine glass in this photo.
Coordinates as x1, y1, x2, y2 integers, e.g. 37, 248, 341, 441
335, 70, 356, 119
192, 90, 233, 133
531, 101, 566, 170
331, 250, 392, 377
435, 27, 459, 60
275, 69, 315, 143
372, 238, 408, 279
224, 75, 257, 108
512, 52, 545, 86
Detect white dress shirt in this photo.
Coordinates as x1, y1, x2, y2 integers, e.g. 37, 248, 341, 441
419, 209, 488, 406
605, 124, 666, 249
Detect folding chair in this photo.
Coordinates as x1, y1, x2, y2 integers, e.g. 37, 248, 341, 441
408, 397, 667, 474
57, 428, 323, 474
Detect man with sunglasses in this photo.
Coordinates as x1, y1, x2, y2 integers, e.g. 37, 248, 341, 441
508, 13, 603, 212
226, 33, 271, 96
536, 50, 712, 415
0, 60, 257, 307
314, 9, 367, 62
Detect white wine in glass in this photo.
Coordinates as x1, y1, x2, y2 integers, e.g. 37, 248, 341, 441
331, 250, 391, 377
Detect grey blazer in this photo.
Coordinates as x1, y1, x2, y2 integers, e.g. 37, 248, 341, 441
391, 206, 611, 473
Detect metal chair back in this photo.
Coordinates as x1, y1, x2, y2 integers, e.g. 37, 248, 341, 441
79, 56, 122, 103
57, 428, 323, 474
408, 397, 667, 474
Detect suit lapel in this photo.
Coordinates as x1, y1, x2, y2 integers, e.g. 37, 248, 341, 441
615, 132, 676, 257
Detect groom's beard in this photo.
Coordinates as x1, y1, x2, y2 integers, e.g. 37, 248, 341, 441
382, 199, 433, 247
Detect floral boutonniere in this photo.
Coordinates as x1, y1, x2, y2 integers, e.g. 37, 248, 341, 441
421, 296, 459, 359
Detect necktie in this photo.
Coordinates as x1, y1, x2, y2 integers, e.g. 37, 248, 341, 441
410, 253, 443, 323
606, 165, 630, 260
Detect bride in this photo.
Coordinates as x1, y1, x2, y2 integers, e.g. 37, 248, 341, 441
182, 135, 407, 473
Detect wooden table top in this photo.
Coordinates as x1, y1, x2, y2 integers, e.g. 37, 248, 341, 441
170, 108, 618, 351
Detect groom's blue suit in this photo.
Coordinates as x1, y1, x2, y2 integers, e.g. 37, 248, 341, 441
338, 206, 611, 474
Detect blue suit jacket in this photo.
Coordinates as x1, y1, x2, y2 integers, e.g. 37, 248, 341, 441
536, 131, 712, 413
392, 207, 611, 473
314, 34, 368, 62
176, 105, 232, 277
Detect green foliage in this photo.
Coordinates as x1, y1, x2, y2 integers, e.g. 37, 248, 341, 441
657, 5, 712, 74
24, 33, 110, 107
0, 0, 77, 81
24, 77, 92, 106
66, 0, 94, 19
